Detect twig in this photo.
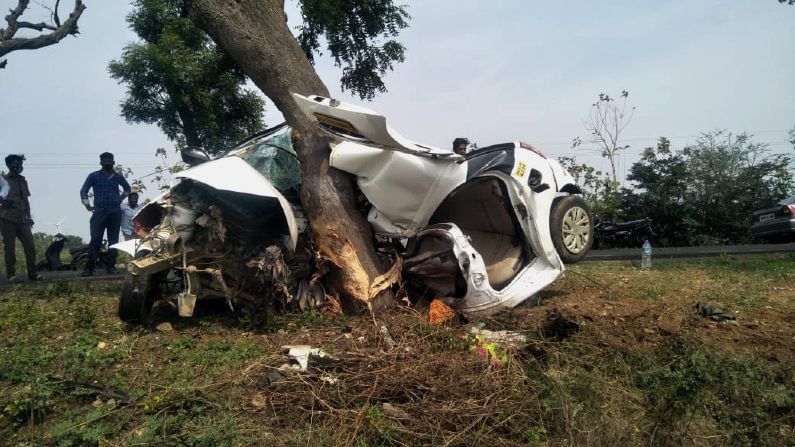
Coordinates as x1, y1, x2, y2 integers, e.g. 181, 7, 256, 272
345, 376, 380, 446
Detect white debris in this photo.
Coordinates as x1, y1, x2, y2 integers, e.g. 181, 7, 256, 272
281, 344, 330, 371
469, 327, 528, 345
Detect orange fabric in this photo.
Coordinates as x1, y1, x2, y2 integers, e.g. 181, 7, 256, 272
428, 299, 456, 325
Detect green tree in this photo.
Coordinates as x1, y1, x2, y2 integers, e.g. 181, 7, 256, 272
184, 0, 410, 310
621, 137, 693, 246
623, 132, 793, 245
682, 132, 792, 243
296, 0, 409, 100
108, 0, 265, 155
557, 156, 620, 219
0, 0, 86, 69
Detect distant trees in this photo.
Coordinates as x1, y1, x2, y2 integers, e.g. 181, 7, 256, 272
620, 131, 793, 246
0, 0, 86, 68
108, 0, 266, 155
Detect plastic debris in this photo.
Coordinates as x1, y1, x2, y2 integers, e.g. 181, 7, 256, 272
281, 345, 330, 371
379, 325, 396, 349
469, 327, 528, 345
467, 325, 529, 368
428, 299, 456, 325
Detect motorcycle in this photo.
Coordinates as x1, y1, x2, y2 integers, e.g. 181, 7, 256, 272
593, 217, 655, 249
36, 233, 68, 271
69, 239, 115, 272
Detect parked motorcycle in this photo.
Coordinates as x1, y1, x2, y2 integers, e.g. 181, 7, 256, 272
69, 240, 115, 272
36, 233, 68, 271
593, 217, 655, 249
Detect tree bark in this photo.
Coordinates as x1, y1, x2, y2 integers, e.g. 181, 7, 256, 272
185, 0, 392, 311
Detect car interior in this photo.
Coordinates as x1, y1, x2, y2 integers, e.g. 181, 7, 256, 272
427, 177, 530, 290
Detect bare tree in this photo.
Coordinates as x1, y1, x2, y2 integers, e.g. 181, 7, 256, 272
0, 0, 86, 68
579, 90, 635, 185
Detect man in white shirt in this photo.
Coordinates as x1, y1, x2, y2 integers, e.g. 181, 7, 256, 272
0, 175, 9, 200
120, 192, 141, 241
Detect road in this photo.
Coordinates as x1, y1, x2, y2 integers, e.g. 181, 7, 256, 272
584, 242, 795, 261
0, 269, 124, 286
0, 243, 792, 286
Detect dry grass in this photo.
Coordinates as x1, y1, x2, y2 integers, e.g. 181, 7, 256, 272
1, 254, 794, 446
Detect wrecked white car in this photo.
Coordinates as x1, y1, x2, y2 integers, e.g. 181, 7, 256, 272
115, 95, 593, 322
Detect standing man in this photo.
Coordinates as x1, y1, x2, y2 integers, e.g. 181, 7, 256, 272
120, 191, 141, 241
79, 152, 131, 276
0, 154, 42, 282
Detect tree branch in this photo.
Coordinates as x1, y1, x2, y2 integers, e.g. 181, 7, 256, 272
16, 21, 57, 31
0, 0, 85, 68
1, 0, 30, 40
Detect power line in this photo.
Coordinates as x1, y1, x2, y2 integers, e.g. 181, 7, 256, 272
529, 130, 789, 146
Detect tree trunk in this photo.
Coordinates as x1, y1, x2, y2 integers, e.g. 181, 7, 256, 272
185, 0, 392, 311
170, 88, 202, 148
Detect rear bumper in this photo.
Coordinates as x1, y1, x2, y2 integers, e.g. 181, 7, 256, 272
750, 218, 795, 237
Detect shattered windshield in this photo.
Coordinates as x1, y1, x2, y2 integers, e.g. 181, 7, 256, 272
235, 125, 301, 198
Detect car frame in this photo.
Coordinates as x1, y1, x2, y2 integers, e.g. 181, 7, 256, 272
114, 94, 593, 321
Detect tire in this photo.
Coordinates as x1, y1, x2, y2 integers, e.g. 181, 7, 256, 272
118, 274, 154, 323
550, 195, 594, 264
74, 257, 88, 272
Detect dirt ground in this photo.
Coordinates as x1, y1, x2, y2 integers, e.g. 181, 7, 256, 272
500, 281, 795, 363
2, 255, 794, 446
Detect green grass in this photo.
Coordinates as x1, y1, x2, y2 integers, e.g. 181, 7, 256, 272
0, 255, 793, 446
566, 253, 795, 310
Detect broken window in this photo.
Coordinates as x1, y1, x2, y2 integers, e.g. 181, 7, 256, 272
237, 126, 301, 201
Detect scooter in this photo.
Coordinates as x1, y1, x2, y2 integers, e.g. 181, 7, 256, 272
70, 240, 115, 272
36, 233, 68, 271
593, 217, 655, 249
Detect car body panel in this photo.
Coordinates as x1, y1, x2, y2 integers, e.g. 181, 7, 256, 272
293, 93, 458, 158
330, 140, 467, 236
296, 93, 577, 314
751, 196, 795, 239
175, 156, 298, 251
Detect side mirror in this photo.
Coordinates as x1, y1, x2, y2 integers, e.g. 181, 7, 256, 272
181, 147, 211, 166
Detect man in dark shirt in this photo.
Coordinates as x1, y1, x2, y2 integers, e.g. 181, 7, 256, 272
0, 154, 42, 282
79, 152, 131, 276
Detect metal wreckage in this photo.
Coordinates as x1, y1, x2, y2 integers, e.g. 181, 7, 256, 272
113, 94, 594, 323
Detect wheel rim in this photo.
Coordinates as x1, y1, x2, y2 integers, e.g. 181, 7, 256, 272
561, 206, 590, 254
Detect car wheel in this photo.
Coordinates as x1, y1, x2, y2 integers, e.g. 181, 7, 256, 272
118, 274, 154, 323
550, 195, 594, 263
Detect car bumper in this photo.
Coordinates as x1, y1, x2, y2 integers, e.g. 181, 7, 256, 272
750, 218, 795, 237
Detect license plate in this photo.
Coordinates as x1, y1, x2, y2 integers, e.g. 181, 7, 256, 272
759, 213, 775, 222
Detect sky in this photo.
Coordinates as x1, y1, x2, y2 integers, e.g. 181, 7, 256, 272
1, 0, 794, 240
